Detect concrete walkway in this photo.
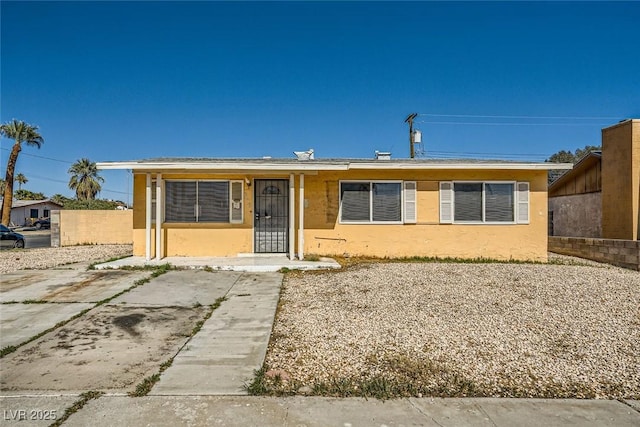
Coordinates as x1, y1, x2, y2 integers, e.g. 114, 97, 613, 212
22, 396, 629, 426
151, 272, 283, 395
93, 254, 341, 272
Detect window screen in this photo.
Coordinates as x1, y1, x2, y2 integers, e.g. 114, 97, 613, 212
341, 182, 370, 221
372, 183, 401, 222
165, 181, 197, 222
198, 181, 229, 222
454, 183, 482, 222
485, 183, 514, 222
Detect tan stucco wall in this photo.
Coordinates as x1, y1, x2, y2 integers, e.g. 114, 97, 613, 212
59, 210, 132, 246
601, 120, 640, 240
133, 168, 548, 261
301, 169, 548, 261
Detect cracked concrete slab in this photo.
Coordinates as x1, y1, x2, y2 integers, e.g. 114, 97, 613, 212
410, 398, 640, 426
0, 303, 94, 348
0, 305, 207, 394
150, 273, 282, 395
0, 270, 148, 303
64, 396, 640, 427
109, 270, 240, 307
0, 395, 79, 427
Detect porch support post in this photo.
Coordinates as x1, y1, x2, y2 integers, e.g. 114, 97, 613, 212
289, 174, 295, 260
155, 173, 162, 261
298, 173, 304, 260
145, 173, 152, 261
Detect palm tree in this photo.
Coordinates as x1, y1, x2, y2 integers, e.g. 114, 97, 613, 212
68, 158, 104, 200
15, 173, 28, 190
0, 179, 5, 195
0, 120, 44, 225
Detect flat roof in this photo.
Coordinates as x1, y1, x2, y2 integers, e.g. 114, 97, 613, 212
97, 157, 573, 172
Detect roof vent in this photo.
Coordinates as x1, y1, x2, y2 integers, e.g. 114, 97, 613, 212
294, 148, 314, 160
375, 151, 391, 160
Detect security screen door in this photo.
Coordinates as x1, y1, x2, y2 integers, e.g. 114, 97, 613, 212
254, 179, 289, 253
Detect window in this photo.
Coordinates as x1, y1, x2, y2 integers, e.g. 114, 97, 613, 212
43, 209, 50, 218
164, 180, 242, 223
340, 181, 403, 223
30, 208, 38, 219
440, 181, 529, 224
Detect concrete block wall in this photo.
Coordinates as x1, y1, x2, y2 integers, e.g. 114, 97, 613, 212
52, 210, 133, 246
549, 236, 640, 270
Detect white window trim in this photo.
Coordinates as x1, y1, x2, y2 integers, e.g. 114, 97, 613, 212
229, 180, 244, 224
164, 179, 241, 224
338, 180, 404, 225
151, 180, 158, 223
450, 181, 518, 225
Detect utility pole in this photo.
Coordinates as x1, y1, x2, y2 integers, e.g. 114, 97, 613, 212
405, 113, 418, 158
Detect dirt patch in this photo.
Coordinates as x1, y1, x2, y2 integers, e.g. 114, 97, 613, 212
113, 313, 146, 337
0, 305, 207, 393
0, 272, 46, 291
42, 272, 110, 300
41, 271, 146, 302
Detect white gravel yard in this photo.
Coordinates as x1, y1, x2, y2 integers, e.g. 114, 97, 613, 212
264, 261, 640, 398
0, 245, 133, 274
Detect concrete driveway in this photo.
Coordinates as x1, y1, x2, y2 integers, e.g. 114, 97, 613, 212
1, 268, 282, 396
1, 269, 148, 348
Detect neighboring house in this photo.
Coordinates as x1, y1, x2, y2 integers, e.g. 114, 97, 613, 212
0, 199, 63, 227
98, 155, 571, 262
549, 119, 639, 240
548, 151, 602, 237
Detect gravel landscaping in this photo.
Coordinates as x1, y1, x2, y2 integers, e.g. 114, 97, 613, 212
0, 245, 133, 274
263, 260, 640, 399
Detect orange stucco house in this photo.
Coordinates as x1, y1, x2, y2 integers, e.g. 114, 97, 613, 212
98, 154, 571, 262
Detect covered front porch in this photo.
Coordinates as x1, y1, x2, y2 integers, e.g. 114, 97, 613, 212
140, 169, 320, 262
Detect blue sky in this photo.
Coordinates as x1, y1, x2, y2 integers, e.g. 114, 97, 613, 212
2, 1, 639, 203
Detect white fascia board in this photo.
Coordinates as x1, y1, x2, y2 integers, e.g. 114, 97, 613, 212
347, 162, 574, 171
97, 161, 573, 172
96, 161, 349, 171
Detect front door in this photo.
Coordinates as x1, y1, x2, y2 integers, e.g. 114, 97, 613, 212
254, 179, 289, 253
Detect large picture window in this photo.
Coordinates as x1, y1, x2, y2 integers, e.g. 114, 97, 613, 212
164, 180, 242, 223
340, 181, 402, 223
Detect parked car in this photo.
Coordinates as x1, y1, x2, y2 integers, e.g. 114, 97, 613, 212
0, 224, 25, 248
33, 218, 50, 229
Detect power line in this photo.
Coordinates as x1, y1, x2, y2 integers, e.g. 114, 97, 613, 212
7, 172, 130, 196
416, 121, 610, 126
0, 147, 73, 164
417, 113, 620, 120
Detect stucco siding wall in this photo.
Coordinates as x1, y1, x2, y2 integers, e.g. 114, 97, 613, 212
602, 120, 639, 240
302, 169, 548, 261
548, 192, 601, 238
132, 169, 549, 261
58, 210, 132, 246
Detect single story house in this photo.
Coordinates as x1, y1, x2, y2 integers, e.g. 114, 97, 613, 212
98, 155, 571, 262
0, 199, 63, 227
